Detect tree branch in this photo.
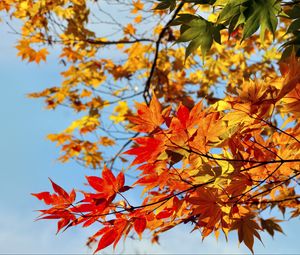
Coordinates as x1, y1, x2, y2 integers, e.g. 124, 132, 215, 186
86, 38, 155, 45
143, 1, 185, 105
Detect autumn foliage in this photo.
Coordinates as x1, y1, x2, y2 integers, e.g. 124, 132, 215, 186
2, 0, 300, 253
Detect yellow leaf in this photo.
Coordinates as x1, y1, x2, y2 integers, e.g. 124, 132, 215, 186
124, 24, 136, 35
65, 116, 100, 134
99, 137, 115, 146
110, 101, 129, 123
134, 15, 142, 23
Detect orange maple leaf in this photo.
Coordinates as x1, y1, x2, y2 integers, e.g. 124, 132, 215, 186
188, 188, 223, 237
128, 94, 165, 133
231, 214, 262, 254
277, 55, 300, 100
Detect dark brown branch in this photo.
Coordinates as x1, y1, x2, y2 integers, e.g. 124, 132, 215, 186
246, 171, 300, 201
85, 38, 155, 45
79, 178, 215, 218
250, 137, 283, 161
247, 196, 300, 205
181, 143, 300, 165
233, 162, 283, 203
254, 116, 300, 145
143, 1, 185, 105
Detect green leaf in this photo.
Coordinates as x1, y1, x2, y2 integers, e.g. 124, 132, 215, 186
287, 18, 300, 34
174, 15, 223, 59
177, 25, 206, 42
280, 45, 294, 61
242, 0, 281, 41
214, 0, 229, 5
217, 0, 280, 42
154, 0, 176, 12
285, 5, 300, 19
212, 25, 223, 44
186, 35, 204, 59
217, 0, 248, 24
185, 0, 216, 4
186, 33, 213, 60
170, 14, 197, 26
242, 13, 260, 39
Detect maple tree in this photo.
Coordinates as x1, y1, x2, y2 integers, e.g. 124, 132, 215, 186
2, 0, 300, 253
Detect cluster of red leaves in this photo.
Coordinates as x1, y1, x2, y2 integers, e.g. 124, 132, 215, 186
32, 58, 300, 253
32, 166, 148, 253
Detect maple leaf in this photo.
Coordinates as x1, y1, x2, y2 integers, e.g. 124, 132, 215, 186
99, 136, 115, 146
260, 218, 283, 237
189, 112, 225, 152
94, 228, 118, 253
156, 209, 174, 220
31, 191, 53, 205
86, 165, 125, 199
277, 55, 300, 100
124, 136, 165, 165
133, 217, 147, 238
131, 0, 144, 14
167, 101, 205, 147
280, 87, 300, 117
188, 188, 223, 237
64, 116, 100, 134
226, 173, 252, 197
34, 48, 49, 63
32, 179, 77, 233
124, 23, 136, 35
231, 214, 262, 254
110, 101, 129, 123
32, 179, 76, 206
128, 94, 165, 133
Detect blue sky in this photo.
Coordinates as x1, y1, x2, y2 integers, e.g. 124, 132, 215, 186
0, 21, 300, 254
